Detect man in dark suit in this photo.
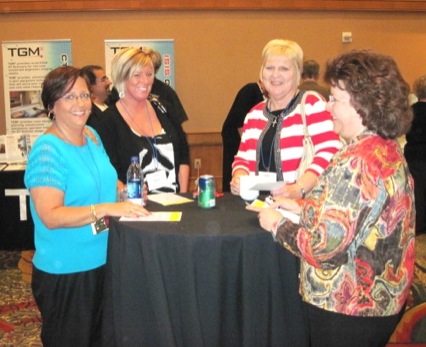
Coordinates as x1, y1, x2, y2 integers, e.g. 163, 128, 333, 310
80, 65, 112, 126
221, 81, 267, 192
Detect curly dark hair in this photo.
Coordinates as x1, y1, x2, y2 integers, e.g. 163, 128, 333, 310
41, 66, 83, 119
324, 50, 412, 139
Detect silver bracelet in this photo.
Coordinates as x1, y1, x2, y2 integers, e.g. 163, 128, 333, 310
296, 181, 306, 199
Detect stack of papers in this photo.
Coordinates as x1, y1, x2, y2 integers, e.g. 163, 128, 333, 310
147, 193, 193, 206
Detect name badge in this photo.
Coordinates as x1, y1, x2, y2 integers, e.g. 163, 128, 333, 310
258, 171, 277, 179
146, 170, 167, 191
91, 217, 109, 235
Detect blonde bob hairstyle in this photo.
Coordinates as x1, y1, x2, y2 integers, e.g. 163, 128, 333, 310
111, 47, 155, 97
259, 39, 304, 87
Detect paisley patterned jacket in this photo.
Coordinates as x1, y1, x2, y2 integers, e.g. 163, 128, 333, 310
276, 131, 415, 316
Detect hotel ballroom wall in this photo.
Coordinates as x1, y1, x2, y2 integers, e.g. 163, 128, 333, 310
0, 10, 425, 135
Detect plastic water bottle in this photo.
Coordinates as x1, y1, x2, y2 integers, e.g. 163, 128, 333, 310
126, 156, 144, 206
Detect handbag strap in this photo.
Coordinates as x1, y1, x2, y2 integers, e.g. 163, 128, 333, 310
299, 90, 324, 137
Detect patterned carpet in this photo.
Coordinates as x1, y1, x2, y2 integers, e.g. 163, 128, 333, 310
0, 251, 41, 347
1, 235, 426, 346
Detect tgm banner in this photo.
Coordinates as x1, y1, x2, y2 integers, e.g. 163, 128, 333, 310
2, 40, 72, 134
104, 39, 175, 88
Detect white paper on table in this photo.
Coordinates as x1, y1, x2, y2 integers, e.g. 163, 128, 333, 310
119, 211, 182, 222
249, 199, 300, 224
249, 181, 284, 191
147, 193, 193, 206
239, 174, 283, 191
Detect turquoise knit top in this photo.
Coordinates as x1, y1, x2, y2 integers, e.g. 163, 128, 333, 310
24, 127, 117, 274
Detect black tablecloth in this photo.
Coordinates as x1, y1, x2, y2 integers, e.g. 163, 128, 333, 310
103, 193, 308, 347
0, 169, 34, 250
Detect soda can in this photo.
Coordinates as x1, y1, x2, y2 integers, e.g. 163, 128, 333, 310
198, 175, 216, 208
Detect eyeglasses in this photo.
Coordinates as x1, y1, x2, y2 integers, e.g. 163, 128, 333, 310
61, 93, 91, 102
96, 76, 110, 83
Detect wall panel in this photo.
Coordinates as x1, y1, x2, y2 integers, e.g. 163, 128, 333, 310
1, 0, 425, 12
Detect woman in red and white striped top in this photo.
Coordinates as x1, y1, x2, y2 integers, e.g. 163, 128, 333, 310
231, 39, 341, 199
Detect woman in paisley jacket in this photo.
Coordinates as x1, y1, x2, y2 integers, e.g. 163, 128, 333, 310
250, 50, 415, 347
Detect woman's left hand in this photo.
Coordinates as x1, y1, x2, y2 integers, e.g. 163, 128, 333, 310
258, 208, 284, 233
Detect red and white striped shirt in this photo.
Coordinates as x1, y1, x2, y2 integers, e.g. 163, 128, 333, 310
232, 91, 341, 183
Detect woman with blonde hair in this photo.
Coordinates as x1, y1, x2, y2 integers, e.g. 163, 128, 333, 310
93, 47, 190, 194
230, 39, 340, 199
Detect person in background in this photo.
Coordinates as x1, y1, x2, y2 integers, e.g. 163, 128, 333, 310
298, 59, 330, 100
230, 39, 340, 199
405, 74, 426, 234
149, 47, 189, 124
80, 65, 112, 126
251, 50, 415, 347
92, 47, 190, 194
221, 80, 267, 192
108, 47, 189, 125
24, 66, 150, 347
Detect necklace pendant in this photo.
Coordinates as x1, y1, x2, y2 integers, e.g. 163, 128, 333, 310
272, 118, 277, 127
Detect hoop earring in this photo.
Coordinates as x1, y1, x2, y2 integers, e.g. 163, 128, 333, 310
48, 111, 55, 120
119, 91, 125, 98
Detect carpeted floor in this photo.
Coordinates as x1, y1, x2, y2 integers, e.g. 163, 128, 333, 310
0, 251, 41, 347
1, 235, 426, 346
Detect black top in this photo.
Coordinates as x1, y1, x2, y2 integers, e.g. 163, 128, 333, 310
221, 82, 264, 191
151, 78, 189, 124
86, 103, 104, 128
91, 102, 189, 191
405, 101, 426, 161
221, 82, 264, 139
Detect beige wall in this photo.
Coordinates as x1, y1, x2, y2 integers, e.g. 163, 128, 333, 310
0, 10, 425, 135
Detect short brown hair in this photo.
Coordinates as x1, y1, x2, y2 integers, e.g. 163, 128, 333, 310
302, 60, 320, 79
41, 66, 83, 117
413, 75, 426, 100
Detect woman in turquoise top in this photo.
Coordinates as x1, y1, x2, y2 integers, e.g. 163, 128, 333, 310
24, 66, 149, 347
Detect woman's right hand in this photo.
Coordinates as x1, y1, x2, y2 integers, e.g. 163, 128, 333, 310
230, 171, 248, 196
101, 201, 151, 219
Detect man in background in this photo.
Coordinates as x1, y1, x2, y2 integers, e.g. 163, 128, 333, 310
80, 65, 112, 126
221, 80, 267, 192
149, 48, 189, 124
299, 60, 330, 100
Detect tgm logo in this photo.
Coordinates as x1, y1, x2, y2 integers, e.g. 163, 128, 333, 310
7, 47, 43, 58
